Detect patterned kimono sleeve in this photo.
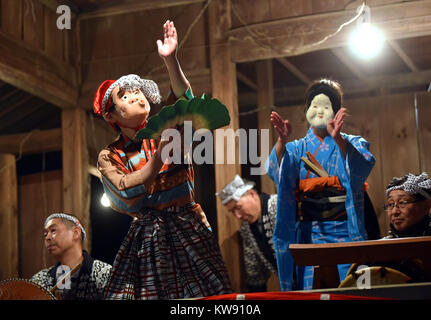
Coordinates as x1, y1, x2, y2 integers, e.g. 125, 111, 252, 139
97, 149, 149, 214
240, 225, 270, 292
343, 134, 376, 185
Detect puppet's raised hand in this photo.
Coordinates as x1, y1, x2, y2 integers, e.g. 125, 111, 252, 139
270, 111, 291, 144
157, 20, 178, 59
327, 107, 346, 139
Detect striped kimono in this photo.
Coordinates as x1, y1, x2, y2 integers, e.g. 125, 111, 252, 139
98, 88, 232, 299
267, 126, 375, 290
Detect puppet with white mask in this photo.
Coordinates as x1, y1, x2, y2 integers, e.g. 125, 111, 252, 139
267, 79, 376, 291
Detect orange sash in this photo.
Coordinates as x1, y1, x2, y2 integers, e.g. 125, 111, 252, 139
298, 176, 344, 193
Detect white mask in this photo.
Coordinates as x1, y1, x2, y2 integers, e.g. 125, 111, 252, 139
306, 94, 334, 129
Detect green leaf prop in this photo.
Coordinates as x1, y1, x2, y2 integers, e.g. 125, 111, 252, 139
134, 94, 230, 141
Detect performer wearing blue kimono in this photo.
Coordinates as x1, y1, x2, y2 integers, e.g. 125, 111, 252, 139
267, 79, 376, 290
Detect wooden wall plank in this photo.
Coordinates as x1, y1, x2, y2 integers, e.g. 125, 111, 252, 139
80, 0, 206, 20
18, 170, 62, 278
209, 0, 243, 292
23, 0, 44, 50
62, 109, 91, 252
270, 0, 313, 20
44, 6, 64, 62
1, 0, 23, 39
379, 93, 420, 188
417, 92, 431, 174
311, 0, 351, 13
79, 2, 207, 96
0, 154, 18, 280
344, 96, 386, 236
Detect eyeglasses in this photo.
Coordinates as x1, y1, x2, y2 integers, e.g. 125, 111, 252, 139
383, 200, 421, 211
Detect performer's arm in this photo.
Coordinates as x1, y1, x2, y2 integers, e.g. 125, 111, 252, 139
327, 108, 348, 158
157, 20, 190, 99
97, 140, 171, 214
270, 111, 291, 165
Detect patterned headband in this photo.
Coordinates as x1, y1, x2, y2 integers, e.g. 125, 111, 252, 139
45, 213, 87, 240
386, 172, 431, 200
102, 74, 161, 115
216, 174, 255, 205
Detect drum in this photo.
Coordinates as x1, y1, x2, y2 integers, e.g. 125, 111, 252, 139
0, 279, 56, 300
339, 264, 411, 288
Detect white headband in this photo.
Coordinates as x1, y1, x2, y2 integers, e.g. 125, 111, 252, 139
216, 175, 255, 205
386, 172, 431, 200
45, 213, 86, 240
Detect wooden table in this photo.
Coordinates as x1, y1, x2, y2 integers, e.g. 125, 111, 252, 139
289, 236, 431, 289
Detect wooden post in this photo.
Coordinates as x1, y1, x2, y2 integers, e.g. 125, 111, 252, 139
0, 154, 18, 280
256, 60, 276, 195
256, 60, 279, 291
208, 0, 244, 292
61, 109, 91, 251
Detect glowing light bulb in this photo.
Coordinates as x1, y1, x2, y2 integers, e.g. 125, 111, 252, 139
100, 193, 110, 207
349, 5, 384, 59
349, 22, 384, 59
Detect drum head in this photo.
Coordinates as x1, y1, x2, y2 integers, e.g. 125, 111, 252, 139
339, 266, 411, 288
0, 279, 56, 300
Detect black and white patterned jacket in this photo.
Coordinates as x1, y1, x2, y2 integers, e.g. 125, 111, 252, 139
240, 193, 277, 292
31, 250, 111, 300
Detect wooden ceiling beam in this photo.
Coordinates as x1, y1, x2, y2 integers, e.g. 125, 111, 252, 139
0, 88, 20, 104
0, 31, 78, 108
330, 48, 366, 79
0, 128, 62, 155
0, 94, 35, 120
229, 0, 431, 63
0, 100, 48, 132
38, 0, 79, 15
388, 40, 419, 72
79, 0, 206, 20
237, 71, 257, 91
276, 57, 311, 85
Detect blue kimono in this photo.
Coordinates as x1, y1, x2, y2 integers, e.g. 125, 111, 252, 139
266, 127, 375, 290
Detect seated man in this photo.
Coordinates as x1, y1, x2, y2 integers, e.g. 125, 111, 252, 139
31, 213, 111, 300
384, 172, 431, 238
217, 175, 278, 292
340, 172, 431, 287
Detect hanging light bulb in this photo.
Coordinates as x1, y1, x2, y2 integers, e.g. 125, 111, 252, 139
100, 193, 110, 207
349, 5, 384, 59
